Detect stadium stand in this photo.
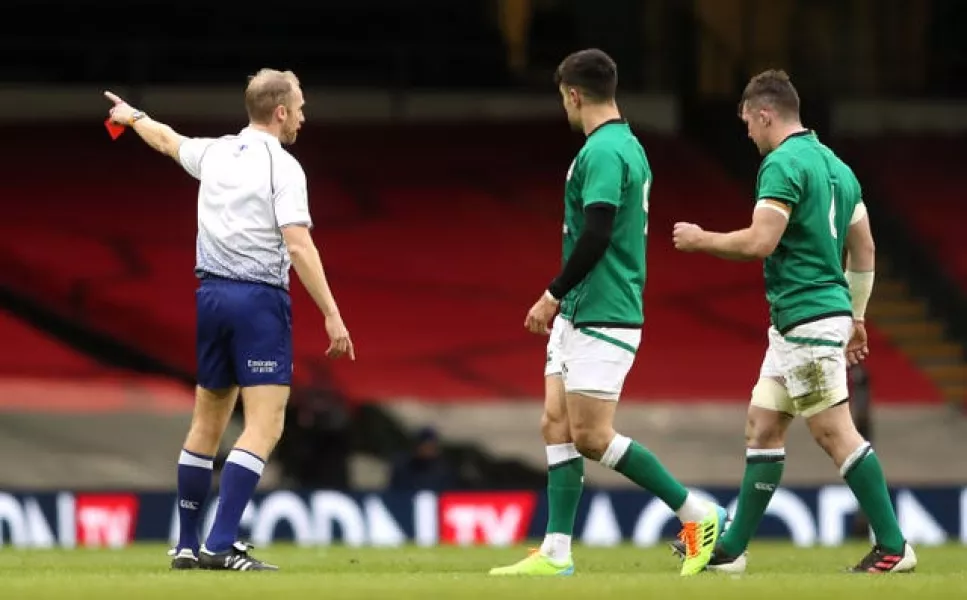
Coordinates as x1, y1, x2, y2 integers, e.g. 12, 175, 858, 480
838, 137, 966, 287
0, 124, 941, 406
0, 306, 192, 414
0, 308, 105, 378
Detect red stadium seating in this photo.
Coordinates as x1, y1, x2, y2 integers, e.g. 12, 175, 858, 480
838, 137, 967, 286
0, 309, 107, 378
0, 124, 941, 404
0, 308, 193, 413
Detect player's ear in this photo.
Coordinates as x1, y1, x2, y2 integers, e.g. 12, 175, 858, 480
570, 87, 582, 109
276, 104, 288, 122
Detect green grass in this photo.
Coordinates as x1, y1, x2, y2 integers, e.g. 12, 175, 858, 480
0, 543, 963, 599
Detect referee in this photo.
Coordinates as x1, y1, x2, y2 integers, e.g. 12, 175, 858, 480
104, 69, 354, 571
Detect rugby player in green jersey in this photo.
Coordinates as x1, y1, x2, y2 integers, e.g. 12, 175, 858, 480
489, 49, 724, 579
672, 69, 916, 574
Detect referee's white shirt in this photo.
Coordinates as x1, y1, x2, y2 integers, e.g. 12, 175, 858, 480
178, 127, 312, 290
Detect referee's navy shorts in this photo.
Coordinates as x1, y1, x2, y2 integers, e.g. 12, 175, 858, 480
195, 276, 293, 389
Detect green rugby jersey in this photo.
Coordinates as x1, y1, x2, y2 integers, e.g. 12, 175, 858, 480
756, 131, 859, 332
559, 120, 650, 328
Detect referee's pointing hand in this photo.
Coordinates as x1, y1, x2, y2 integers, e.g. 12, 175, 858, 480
103, 90, 137, 125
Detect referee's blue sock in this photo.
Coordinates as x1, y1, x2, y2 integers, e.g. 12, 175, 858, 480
204, 448, 265, 553
176, 449, 214, 554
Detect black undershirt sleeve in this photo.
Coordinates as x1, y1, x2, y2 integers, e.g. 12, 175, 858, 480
547, 203, 616, 300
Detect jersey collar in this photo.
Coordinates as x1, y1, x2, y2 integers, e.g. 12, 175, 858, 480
587, 118, 627, 138
239, 126, 282, 146
778, 129, 813, 147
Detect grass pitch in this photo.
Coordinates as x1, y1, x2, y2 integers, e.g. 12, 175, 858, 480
0, 542, 963, 600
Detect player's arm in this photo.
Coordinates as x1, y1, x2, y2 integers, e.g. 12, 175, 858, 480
274, 165, 341, 319
675, 157, 797, 260
130, 115, 185, 160
844, 202, 875, 321
547, 204, 616, 300
120, 110, 213, 180
689, 200, 791, 261
282, 225, 342, 318
103, 91, 185, 161
546, 150, 622, 301
277, 166, 354, 360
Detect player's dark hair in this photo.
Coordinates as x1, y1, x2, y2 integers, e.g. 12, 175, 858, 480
739, 69, 800, 119
554, 49, 617, 102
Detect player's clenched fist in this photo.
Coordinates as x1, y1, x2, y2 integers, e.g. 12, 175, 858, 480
672, 222, 705, 252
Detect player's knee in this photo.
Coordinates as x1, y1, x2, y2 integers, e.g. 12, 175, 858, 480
745, 413, 786, 449
808, 408, 863, 460
811, 424, 853, 460
184, 423, 223, 457
247, 412, 285, 447
185, 407, 232, 452
747, 380, 790, 449
541, 409, 569, 443
239, 403, 286, 454
570, 424, 611, 461
187, 417, 225, 445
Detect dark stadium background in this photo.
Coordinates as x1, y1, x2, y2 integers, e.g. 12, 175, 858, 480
0, 0, 964, 549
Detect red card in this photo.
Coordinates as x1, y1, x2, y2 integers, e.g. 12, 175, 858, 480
104, 118, 126, 140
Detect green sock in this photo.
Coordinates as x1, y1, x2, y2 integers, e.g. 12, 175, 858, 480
719, 448, 785, 557
606, 437, 688, 510
546, 448, 584, 535
843, 443, 905, 553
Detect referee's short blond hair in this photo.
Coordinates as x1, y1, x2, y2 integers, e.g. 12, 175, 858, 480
245, 69, 300, 124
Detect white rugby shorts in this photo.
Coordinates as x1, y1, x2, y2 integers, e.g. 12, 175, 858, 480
544, 315, 640, 401
753, 316, 853, 418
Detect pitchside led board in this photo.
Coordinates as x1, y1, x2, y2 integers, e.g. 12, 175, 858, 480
0, 487, 963, 549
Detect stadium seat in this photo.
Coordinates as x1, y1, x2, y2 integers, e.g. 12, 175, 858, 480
0, 308, 194, 413
0, 309, 107, 378
838, 137, 967, 285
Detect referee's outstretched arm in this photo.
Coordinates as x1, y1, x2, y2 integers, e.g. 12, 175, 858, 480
103, 91, 186, 160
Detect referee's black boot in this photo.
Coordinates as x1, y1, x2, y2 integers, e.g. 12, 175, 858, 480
168, 547, 199, 570
198, 541, 279, 571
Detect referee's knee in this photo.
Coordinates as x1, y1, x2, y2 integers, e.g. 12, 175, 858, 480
237, 385, 289, 457
237, 418, 284, 458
